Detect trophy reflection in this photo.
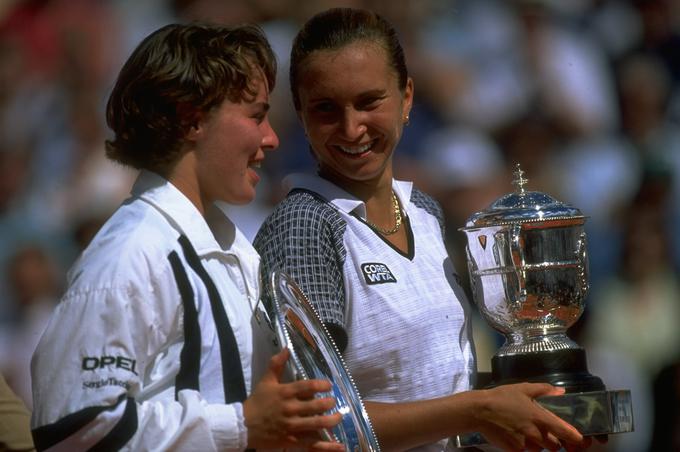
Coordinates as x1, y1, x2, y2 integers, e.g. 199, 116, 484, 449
456, 165, 633, 447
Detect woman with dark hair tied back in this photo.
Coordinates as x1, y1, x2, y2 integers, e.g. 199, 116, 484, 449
30, 22, 343, 451
255, 8, 591, 451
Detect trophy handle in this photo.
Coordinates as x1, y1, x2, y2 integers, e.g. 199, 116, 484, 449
509, 224, 527, 303
492, 225, 526, 307
465, 245, 480, 304
576, 231, 589, 299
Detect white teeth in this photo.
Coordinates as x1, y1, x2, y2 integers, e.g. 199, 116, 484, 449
249, 161, 261, 168
338, 142, 372, 154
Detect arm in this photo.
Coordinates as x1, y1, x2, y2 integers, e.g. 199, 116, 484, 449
366, 383, 587, 452
30, 283, 242, 451
30, 280, 342, 451
255, 194, 348, 348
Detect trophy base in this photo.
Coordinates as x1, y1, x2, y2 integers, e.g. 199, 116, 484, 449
491, 348, 605, 393
454, 389, 634, 447
456, 348, 634, 448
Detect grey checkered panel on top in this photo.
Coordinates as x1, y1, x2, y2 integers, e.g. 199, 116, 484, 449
254, 189, 348, 328
410, 188, 446, 237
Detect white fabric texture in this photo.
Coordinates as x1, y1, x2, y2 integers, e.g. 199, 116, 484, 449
31, 170, 275, 451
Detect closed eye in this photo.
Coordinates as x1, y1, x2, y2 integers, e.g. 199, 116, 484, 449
311, 101, 337, 114
357, 95, 385, 111
250, 102, 270, 124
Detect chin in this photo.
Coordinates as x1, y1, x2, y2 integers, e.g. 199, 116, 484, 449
221, 191, 256, 206
232, 196, 256, 206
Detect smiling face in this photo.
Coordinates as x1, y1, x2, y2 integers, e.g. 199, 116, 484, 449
296, 40, 413, 191
175, 73, 279, 212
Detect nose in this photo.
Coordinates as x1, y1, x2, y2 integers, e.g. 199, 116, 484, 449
340, 109, 367, 140
261, 118, 279, 151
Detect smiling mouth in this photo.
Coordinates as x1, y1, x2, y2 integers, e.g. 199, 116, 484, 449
335, 140, 376, 155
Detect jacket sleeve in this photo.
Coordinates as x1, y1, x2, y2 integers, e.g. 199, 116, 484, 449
30, 268, 247, 452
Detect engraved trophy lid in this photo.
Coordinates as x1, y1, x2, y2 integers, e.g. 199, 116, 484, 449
462, 164, 585, 228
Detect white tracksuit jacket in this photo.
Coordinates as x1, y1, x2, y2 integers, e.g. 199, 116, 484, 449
30, 171, 277, 451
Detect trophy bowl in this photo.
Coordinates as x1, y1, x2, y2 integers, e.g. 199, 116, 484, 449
461, 170, 589, 357
459, 165, 602, 390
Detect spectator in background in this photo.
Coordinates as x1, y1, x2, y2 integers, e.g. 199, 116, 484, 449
0, 245, 61, 410
584, 169, 680, 379
617, 50, 680, 270
0, 372, 34, 452
580, 169, 680, 451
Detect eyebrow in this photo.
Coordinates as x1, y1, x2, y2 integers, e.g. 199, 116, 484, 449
307, 88, 388, 103
359, 89, 388, 98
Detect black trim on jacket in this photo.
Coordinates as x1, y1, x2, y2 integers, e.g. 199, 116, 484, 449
32, 394, 137, 451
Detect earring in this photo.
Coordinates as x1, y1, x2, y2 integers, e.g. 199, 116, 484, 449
404, 114, 410, 126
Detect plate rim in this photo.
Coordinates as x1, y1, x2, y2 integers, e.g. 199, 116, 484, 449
267, 270, 381, 451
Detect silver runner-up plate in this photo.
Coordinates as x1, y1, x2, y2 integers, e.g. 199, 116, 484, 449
264, 271, 381, 452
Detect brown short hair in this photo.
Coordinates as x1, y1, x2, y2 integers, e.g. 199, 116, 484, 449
105, 23, 276, 172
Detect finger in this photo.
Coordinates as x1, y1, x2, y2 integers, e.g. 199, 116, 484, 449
533, 401, 583, 445
523, 435, 544, 452
563, 434, 594, 452
307, 440, 346, 452
522, 425, 560, 451
522, 382, 566, 398
283, 378, 333, 399
285, 396, 337, 417
288, 431, 346, 452
271, 433, 303, 449
524, 430, 560, 452
260, 348, 291, 385
525, 442, 544, 452
535, 410, 583, 445
271, 347, 291, 373
481, 431, 524, 452
287, 412, 343, 432
542, 431, 563, 451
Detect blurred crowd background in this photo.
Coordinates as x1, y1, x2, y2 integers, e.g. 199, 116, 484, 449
1, 0, 679, 450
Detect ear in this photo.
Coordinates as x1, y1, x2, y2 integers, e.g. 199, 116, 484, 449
186, 123, 202, 141
402, 77, 414, 119
177, 102, 203, 141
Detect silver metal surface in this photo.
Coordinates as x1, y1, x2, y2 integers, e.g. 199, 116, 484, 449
457, 165, 634, 448
265, 271, 381, 452
460, 165, 589, 356
455, 389, 635, 447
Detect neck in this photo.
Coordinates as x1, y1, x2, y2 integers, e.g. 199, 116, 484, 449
165, 150, 207, 216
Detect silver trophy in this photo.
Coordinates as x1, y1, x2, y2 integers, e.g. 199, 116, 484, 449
456, 165, 633, 447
